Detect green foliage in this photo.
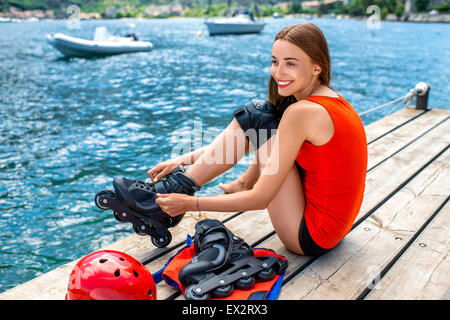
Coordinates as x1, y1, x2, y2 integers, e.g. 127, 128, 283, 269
184, 3, 227, 17
318, 0, 345, 15
414, 0, 430, 12
3, 0, 447, 19
433, 2, 450, 12
290, 2, 303, 14
345, 0, 366, 16
394, 1, 404, 17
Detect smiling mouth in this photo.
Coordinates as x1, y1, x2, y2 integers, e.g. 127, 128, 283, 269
277, 80, 293, 88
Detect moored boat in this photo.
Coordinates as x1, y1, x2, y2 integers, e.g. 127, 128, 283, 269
205, 7, 265, 36
46, 27, 153, 58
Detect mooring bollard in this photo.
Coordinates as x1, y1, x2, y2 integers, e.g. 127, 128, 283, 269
414, 82, 431, 110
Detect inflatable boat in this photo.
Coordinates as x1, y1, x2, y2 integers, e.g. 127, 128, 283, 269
47, 27, 153, 58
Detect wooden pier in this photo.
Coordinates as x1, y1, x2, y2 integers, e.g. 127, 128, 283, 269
1, 104, 449, 300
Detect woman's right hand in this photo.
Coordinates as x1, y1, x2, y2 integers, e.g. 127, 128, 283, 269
147, 159, 181, 182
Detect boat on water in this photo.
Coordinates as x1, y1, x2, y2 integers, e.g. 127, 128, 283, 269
272, 12, 283, 19
205, 8, 265, 36
46, 26, 153, 58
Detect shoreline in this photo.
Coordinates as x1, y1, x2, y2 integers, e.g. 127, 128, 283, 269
1, 12, 450, 24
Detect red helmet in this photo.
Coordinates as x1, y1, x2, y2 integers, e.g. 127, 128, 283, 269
65, 250, 156, 300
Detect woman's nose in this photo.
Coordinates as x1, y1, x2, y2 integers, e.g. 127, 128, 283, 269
273, 65, 285, 79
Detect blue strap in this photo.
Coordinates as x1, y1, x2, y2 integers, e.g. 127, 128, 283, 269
265, 273, 284, 300
152, 234, 192, 284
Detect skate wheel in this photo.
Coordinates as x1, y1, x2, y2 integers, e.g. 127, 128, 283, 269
133, 224, 147, 236
256, 267, 275, 282
113, 211, 127, 223
95, 190, 114, 210
167, 214, 184, 227
151, 233, 172, 248
184, 285, 211, 300
274, 258, 288, 274
212, 284, 234, 298
235, 276, 255, 290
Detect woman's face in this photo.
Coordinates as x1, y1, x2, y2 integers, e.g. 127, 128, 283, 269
271, 39, 321, 98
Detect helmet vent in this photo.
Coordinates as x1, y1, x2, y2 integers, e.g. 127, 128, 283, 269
119, 258, 125, 261
114, 269, 120, 277
99, 259, 107, 263
133, 270, 139, 277
148, 289, 153, 297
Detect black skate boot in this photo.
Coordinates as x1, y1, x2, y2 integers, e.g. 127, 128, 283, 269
179, 219, 288, 300
95, 165, 200, 248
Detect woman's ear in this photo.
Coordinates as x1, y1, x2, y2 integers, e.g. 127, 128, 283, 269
312, 64, 321, 76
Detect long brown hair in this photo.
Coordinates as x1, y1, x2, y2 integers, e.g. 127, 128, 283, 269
268, 23, 331, 114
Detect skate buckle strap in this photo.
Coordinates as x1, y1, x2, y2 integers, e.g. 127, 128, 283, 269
153, 180, 166, 194
167, 174, 184, 194
198, 232, 228, 251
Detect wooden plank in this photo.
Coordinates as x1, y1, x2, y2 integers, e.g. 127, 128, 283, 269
357, 117, 449, 224
104, 211, 238, 263
278, 146, 449, 299
364, 107, 424, 143
366, 110, 449, 169
365, 202, 449, 300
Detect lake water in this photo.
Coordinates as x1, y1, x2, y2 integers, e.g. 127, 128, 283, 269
0, 17, 449, 293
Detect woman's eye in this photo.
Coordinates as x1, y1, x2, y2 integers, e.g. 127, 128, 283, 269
287, 62, 295, 67
271, 60, 278, 65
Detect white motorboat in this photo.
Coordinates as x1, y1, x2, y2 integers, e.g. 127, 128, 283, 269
205, 12, 265, 36
46, 27, 153, 58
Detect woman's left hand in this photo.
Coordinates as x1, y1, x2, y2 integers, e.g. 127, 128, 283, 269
155, 193, 195, 217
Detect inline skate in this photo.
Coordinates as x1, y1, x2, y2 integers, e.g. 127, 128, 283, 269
95, 165, 200, 248
178, 219, 288, 300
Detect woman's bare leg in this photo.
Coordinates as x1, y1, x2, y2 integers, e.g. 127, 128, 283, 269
265, 164, 305, 254
186, 118, 252, 186
219, 161, 260, 193
255, 135, 306, 255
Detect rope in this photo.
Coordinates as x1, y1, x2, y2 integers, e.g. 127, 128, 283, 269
358, 85, 419, 117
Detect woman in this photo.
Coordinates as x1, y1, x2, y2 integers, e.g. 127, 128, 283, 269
149, 23, 368, 256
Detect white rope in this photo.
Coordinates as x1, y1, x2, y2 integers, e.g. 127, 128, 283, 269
358, 94, 409, 116
385, 97, 409, 117
358, 84, 421, 117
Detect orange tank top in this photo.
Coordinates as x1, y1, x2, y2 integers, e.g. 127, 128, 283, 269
296, 95, 367, 249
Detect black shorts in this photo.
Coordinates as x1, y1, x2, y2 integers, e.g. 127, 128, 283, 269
234, 100, 332, 257
298, 216, 332, 257
294, 162, 331, 257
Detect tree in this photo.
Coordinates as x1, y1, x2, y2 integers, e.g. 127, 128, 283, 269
414, 0, 429, 12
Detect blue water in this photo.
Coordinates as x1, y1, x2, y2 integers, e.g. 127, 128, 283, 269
0, 17, 449, 293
